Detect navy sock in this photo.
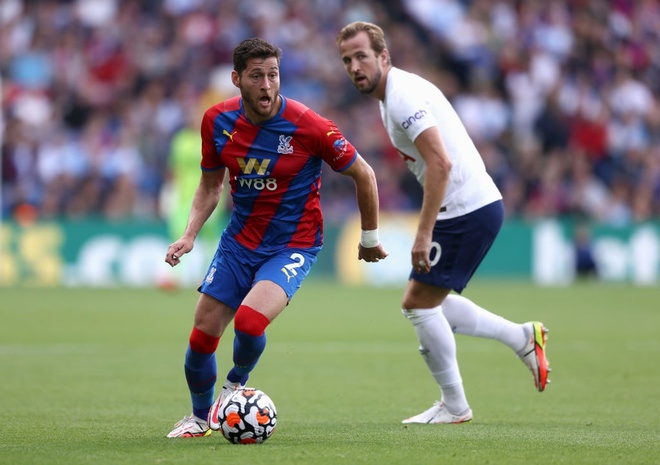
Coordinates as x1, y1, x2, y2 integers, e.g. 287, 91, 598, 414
229, 329, 266, 382
184, 346, 217, 420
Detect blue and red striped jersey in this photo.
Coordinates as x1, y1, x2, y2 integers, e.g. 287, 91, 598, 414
200, 95, 357, 251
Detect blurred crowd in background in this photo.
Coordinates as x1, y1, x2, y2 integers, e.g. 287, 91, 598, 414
1, 0, 659, 226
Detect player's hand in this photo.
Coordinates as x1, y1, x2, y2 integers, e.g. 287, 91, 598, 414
358, 243, 389, 263
413, 255, 430, 273
412, 248, 432, 273
412, 233, 432, 273
165, 239, 193, 267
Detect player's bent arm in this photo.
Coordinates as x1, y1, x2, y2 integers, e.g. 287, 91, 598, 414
341, 155, 389, 262
341, 154, 380, 231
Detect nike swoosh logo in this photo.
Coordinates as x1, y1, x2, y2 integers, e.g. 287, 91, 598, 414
209, 399, 222, 428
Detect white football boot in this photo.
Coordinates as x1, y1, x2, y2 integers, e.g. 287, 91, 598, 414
402, 402, 473, 424
207, 381, 244, 431
166, 414, 211, 438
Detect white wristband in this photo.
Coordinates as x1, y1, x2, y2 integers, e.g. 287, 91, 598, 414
360, 229, 379, 248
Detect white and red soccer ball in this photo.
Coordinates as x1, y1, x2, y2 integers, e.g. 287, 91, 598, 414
215, 388, 277, 444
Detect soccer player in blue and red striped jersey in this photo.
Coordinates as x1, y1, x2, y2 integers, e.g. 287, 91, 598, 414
165, 37, 389, 438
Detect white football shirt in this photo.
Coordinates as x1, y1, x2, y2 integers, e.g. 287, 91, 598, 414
379, 67, 502, 219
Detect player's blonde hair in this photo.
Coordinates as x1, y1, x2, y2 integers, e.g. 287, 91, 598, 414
336, 21, 391, 65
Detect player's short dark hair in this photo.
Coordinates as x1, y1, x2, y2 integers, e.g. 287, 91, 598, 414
233, 38, 282, 74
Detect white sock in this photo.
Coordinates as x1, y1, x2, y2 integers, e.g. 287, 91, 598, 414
403, 307, 470, 415
442, 294, 527, 352
439, 381, 468, 414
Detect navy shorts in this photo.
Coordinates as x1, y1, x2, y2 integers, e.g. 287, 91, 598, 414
198, 235, 320, 310
411, 200, 504, 293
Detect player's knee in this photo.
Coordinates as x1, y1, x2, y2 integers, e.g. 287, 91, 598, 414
234, 305, 270, 336
402, 307, 442, 325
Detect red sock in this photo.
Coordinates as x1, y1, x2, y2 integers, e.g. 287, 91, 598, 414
234, 305, 270, 336
189, 326, 220, 354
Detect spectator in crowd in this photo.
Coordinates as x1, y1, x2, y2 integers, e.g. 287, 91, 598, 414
0, 0, 658, 225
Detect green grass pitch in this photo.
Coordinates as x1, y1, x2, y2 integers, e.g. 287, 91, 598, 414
1, 280, 659, 465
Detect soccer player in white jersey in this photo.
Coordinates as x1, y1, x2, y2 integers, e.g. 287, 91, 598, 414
337, 21, 550, 424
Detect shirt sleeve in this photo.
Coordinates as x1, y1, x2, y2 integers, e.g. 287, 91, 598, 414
200, 107, 224, 171
388, 87, 438, 143
309, 113, 357, 172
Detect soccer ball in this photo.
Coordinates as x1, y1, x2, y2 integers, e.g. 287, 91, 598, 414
217, 387, 277, 444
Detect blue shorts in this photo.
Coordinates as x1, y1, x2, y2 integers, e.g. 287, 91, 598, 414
411, 200, 504, 293
198, 235, 320, 310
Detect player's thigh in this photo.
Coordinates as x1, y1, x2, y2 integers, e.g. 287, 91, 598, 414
411, 201, 503, 293
249, 247, 319, 320
198, 238, 254, 310
241, 280, 290, 322
193, 293, 236, 337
